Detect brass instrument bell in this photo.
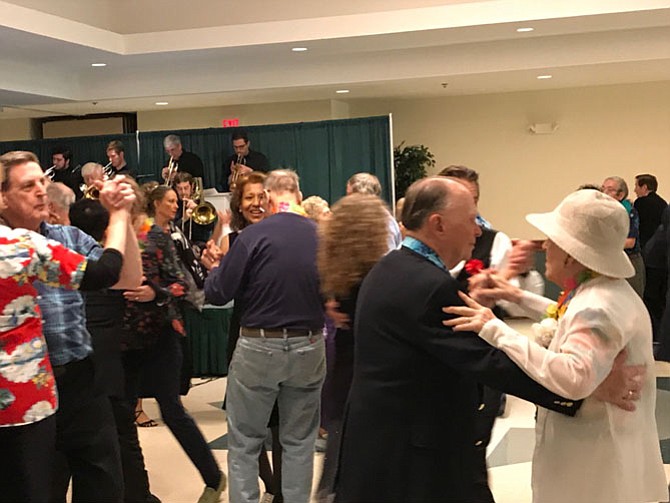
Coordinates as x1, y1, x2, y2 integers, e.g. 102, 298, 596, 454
84, 184, 100, 199
191, 177, 217, 226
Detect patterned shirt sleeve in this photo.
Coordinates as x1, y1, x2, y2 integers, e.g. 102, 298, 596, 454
149, 225, 188, 299
26, 230, 87, 289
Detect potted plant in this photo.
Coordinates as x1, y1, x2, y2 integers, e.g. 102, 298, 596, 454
394, 142, 435, 199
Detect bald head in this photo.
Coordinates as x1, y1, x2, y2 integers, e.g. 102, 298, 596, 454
401, 177, 481, 267
401, 177, 470, 230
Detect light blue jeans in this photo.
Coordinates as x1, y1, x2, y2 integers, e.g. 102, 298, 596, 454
227, 333, 326, 503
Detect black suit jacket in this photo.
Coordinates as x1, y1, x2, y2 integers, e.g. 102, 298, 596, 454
652, 206, 670, 361
334, 247, 579, 503
634, 192, 667, 248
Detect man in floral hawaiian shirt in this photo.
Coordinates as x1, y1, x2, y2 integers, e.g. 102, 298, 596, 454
1, 157, 140, 502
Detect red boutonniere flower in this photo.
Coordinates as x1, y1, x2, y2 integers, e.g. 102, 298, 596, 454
464, 259, 485, 275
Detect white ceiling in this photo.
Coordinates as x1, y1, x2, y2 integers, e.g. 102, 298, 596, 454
1, 0, 669, 119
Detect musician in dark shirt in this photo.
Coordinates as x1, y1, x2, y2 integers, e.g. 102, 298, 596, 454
106, 140, 135, 179
218, 129, 269, 192
162, 134, 205, 184
50, 145, 84, 199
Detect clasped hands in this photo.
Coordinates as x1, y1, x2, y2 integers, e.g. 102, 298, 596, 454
96, 175, 136, 213
200, 239, 223, 271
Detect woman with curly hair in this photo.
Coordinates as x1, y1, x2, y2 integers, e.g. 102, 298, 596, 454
315, 193, 390, 502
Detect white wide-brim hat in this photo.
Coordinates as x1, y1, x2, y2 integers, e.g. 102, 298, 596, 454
526, 189, 634, 279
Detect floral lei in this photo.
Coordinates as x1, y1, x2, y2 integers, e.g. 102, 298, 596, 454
532, 269, 599, 348
276, 201, 307, 217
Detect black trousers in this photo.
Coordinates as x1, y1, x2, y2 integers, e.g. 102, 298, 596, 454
123, 330, 220, 489
110, 395, 156, 503
50, 357, 124, 503
644, 266, 668, 341
0, 415, 56, 503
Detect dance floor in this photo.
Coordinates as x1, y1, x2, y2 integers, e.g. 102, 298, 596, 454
138, 319, 670, 502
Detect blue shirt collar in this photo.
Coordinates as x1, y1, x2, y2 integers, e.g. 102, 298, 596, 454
402, 236, 447, 271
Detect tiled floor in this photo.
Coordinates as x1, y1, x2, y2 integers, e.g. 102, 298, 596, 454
138, 320, 670, 502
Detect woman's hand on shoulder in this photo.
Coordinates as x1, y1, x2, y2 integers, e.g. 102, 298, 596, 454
442, 291, 496, 333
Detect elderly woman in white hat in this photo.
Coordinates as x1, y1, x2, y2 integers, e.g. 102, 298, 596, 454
444, 189, 667, 503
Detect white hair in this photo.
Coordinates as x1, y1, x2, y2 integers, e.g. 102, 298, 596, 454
347, 172, 382, 196
265, 169, 300, 194
81, 162, 103, 179
46, 182, 75, 210
163, 134, 181, 148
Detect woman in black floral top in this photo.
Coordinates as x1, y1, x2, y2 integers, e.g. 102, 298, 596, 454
122, 184, 225, 503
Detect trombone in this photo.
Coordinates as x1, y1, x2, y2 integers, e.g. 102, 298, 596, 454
187, 177, 217, 240
164, 156, 177, 186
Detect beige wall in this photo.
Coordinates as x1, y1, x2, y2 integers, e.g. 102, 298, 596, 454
349, 81, 670, 237
0, 118, 33, 141
43, 117, 124, 138
137, 100, 334, 131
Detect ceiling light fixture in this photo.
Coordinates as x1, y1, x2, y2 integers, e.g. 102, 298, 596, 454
155, 101, 169, 106
537, 75, 553, 80
336, 89, 350, 94
91, 63, 107, 67
516, 27, 534, 33
292, 47, 308, 52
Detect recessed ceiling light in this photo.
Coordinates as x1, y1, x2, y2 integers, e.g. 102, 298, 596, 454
516, 27, 534, 33
292, 47, 308, 52
155, 101, 169, 106
336, 89, 350, 94
537, 75, 553, 80
91, 63, 107, 67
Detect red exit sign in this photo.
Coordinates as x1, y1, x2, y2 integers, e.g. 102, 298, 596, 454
222, 118, 240, 127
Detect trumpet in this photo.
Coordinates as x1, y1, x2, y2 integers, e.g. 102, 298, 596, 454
164, 156, 177, 186
229, 155, 244, 191
102, 161, 114, 178
83, 185, 100, 200
44, 165, 57, 181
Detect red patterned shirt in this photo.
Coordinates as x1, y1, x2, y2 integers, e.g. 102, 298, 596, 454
0, 225, 86, 427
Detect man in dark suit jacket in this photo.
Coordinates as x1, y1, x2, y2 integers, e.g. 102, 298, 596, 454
333, 177, 628, 503
634, 173, 667, 248
652, 206, 670, 359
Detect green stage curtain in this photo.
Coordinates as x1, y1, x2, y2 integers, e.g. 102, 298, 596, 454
184, 306, 232, 377
0, 133, 139, 176
138, 115, 392, 203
